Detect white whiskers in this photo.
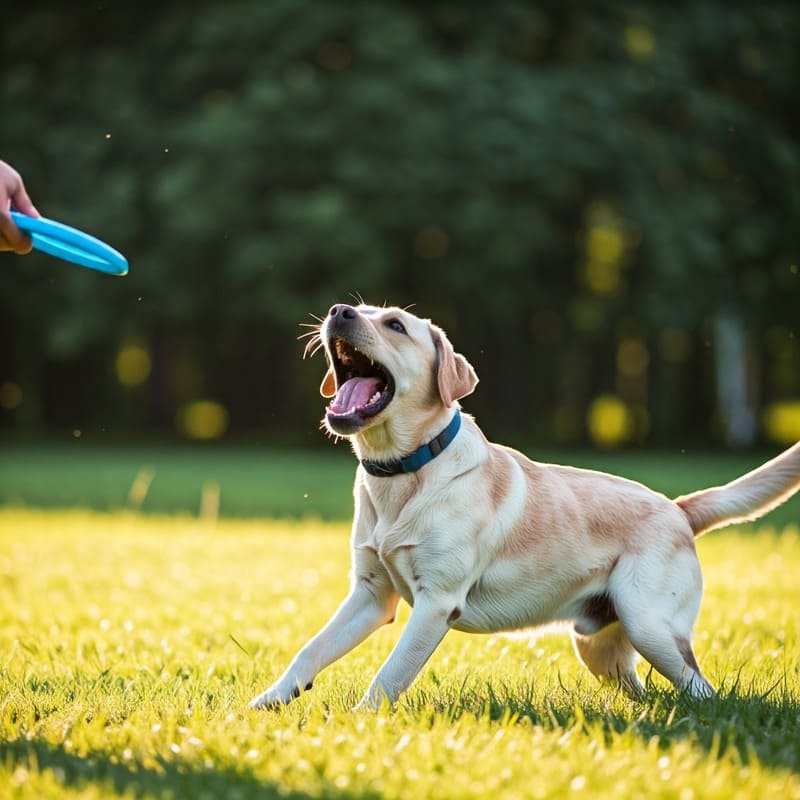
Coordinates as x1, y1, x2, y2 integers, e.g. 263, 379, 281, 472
298, 314, 325, 359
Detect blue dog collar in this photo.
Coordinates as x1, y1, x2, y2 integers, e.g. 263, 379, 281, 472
360, 410, 462, 477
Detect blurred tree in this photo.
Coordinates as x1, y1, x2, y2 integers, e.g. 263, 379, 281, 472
1, 0, 798, 446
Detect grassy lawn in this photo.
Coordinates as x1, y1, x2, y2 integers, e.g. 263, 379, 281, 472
2, 442, 799, 526
1, 508, 800, 799
0, 443, 356, 520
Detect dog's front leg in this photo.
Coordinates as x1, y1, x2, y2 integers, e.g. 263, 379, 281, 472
249, 571, 399, 709
355, 594, 460, 710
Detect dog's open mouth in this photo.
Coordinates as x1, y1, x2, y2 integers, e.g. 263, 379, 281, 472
327, 338, 394, 423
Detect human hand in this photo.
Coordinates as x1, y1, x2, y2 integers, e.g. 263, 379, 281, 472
0, 160, 40, 254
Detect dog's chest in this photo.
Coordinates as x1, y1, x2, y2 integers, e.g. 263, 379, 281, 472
372, 544, 419, 606
358, 514, 419, 601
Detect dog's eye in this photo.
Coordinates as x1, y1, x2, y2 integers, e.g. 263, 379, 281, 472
385, 319, 407, 335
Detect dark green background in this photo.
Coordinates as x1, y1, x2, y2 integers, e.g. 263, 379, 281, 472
2, 1, 799, 447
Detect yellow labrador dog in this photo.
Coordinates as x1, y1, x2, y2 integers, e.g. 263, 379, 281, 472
250, 302, 800, 710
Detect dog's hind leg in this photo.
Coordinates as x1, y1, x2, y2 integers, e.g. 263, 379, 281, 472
571, 623, 645, 696
622, 625, 714, 698
611, 548, 715, 699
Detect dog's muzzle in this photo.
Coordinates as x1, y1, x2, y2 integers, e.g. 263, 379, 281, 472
323, 305, 395, 433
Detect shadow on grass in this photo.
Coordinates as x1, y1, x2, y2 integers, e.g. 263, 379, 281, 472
0, 738, 380, 800
404, 675, 800, 774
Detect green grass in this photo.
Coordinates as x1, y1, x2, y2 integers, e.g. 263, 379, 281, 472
2, 442, 799, 526
0, 443, 355, 520
2, 508, 800, 799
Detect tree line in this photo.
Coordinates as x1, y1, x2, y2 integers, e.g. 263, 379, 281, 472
2, 0, 799, 448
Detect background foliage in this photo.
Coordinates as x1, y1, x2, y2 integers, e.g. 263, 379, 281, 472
2, 0, 799, 448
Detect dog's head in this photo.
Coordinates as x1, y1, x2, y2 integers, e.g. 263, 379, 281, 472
309, 303, 478, 442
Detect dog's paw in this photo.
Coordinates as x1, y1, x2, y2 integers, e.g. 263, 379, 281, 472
248, 679, 313, 709
248, 688, 285, 710
353, 687, 392, 712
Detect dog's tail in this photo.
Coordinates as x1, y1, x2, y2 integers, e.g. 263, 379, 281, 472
675, 442, 800, 536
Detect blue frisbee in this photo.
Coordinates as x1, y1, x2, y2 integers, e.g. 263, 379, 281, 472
11, 211, 128, 276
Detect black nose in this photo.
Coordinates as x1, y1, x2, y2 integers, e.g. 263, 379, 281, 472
329, 304, 357, 320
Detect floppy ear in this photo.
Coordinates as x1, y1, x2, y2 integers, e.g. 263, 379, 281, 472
431, 325, 479, 407
320, 362, 336, 398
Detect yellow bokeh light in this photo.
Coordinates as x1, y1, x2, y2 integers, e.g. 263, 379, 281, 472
585, 259, 621, 295
584, 224, 627, 296
587, 394, 634, 448
116, 340, 152, 387
763, 401, 800, 445
624, 25, 656, 60
587, 225, 625, 266
177, 400, 229, 440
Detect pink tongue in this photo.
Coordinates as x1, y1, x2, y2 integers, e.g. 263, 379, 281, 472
330, 377, 382, 414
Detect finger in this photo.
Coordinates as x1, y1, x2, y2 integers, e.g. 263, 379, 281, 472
10, 184, 40, 218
